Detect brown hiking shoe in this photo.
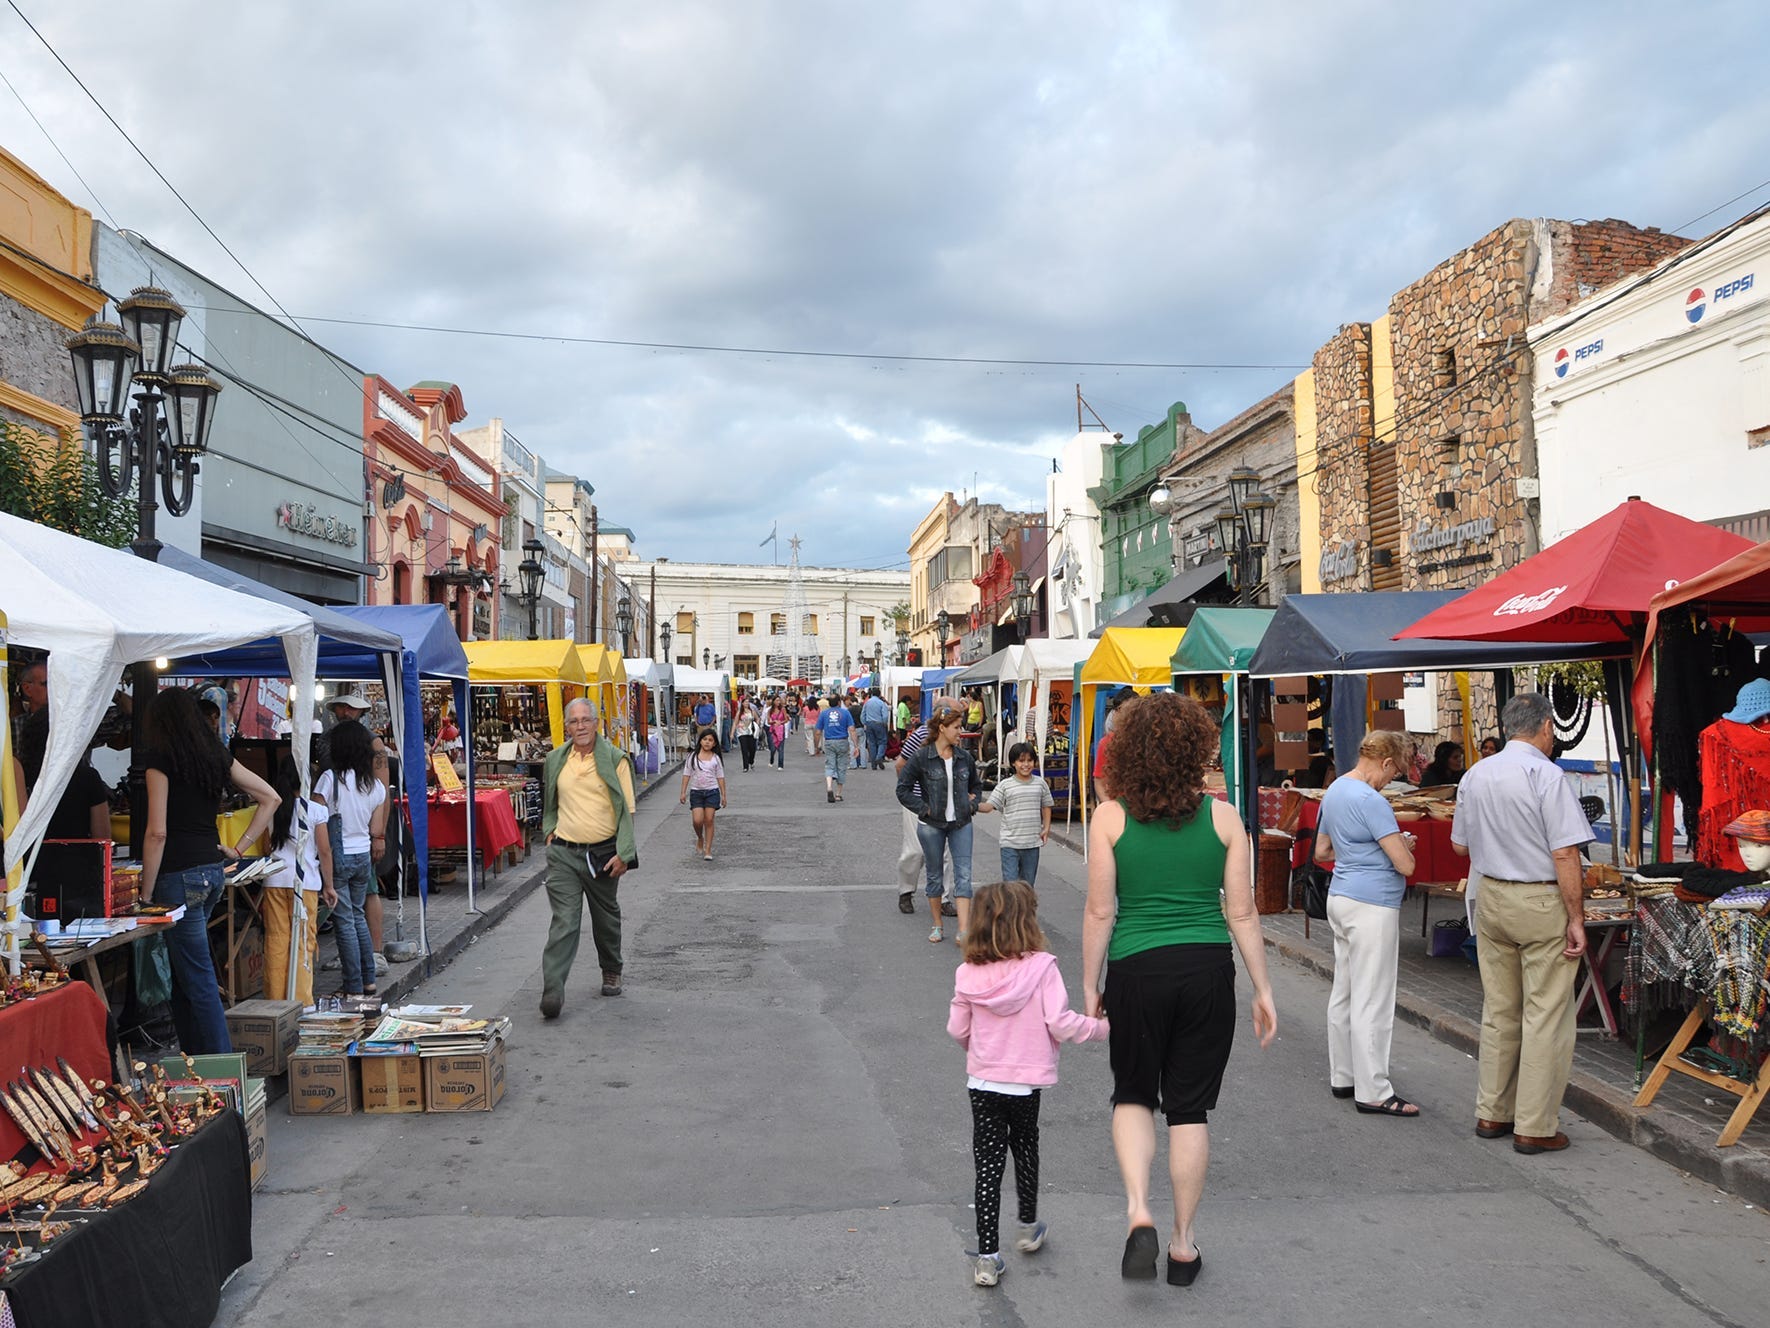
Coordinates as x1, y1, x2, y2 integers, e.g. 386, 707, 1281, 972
600, 971, 623, 997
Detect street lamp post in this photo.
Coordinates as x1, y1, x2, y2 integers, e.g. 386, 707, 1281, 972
895, 627, 910, 666
517, 537, 545, 639
703, 647, 711, 670
1011, 570, 1034, 641
68, 289, 223, 858
616, 593, 633, 656
1212, 466, 1276, 606
935, 609, 951, 666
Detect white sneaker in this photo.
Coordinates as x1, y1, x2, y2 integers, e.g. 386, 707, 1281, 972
929, 925, 943, 943
374, 953, 389, 976
972, 1252, 1004, 1287
1015, 1220, 1047, 1253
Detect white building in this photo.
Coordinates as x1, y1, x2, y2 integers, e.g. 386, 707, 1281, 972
1531, 208, 1770, 543
623, 559, 909, 678
1044, 430, 1114, 638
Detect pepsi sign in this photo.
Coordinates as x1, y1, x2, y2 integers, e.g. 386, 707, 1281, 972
1551, 339, 1601, 378
1685, 273, 1756, 325
1554, 347, 1570, 379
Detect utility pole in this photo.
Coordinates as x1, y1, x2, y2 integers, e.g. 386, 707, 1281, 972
649, 563, 657, 658
589, 503, 600, 642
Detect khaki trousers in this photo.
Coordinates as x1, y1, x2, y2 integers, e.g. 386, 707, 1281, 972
543, 841, 623, 997
1473, 874, 1577, 1137
262, 888, 321, 1008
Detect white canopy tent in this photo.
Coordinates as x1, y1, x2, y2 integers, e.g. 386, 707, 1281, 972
877, 665, 927, 713
1015, 638, 1095, 758
952, 646, 1025, 771
0, 512, 317, 970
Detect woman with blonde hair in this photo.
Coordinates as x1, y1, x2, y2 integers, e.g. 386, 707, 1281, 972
897, 701, 992, 942
1313, 728, 1419, 1117
1082, 693, 1276, 1286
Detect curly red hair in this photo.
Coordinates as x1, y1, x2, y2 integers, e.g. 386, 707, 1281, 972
1104, 691, 1215, 826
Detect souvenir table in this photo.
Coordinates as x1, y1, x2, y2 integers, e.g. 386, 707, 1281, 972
0, 1110, 252, 1328
1288, 798, 1462, 885
408, 790, 523, 869
0, 982, 111, 1164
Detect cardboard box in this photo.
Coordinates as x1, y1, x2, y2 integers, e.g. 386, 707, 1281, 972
225, 999, 303, 1077
358, 1053, 425, 1114
288, 1053, 359, 1115
423, 1037, 507, 1113
245, 1102, 267, 1191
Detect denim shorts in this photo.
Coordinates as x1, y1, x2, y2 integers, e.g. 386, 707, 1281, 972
688, 788, 722, 810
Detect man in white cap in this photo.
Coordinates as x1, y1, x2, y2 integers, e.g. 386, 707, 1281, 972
327, 690, 373, 725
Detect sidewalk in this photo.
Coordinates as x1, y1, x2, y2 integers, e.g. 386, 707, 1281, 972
310, 759, 682, 1007
1050, 818, 1770, 1205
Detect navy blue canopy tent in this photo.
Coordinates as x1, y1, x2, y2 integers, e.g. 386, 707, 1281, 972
160, 551, 464, 963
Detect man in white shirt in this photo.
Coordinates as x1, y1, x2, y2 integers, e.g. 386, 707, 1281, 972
1451, 692, 1592, 1156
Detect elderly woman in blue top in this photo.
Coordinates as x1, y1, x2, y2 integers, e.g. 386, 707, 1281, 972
1312, 729, 1419, 1117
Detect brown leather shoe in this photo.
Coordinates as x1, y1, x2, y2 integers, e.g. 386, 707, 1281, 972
1512, 1131, 1570, 1154
600, 971, 623, 997
1475, 1119, 1514, 1139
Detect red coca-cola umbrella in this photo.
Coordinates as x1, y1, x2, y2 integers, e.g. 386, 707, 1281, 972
1394, 497, 1753, 643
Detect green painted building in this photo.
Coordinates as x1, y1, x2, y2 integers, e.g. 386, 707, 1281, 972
1090, 400, 1202, 619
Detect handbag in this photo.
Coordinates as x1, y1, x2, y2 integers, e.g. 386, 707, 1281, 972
1298, 864, 1331, 920
1430, 917, 1471, 958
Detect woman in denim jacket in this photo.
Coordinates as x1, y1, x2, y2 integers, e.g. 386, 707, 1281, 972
897, 702, 993, 943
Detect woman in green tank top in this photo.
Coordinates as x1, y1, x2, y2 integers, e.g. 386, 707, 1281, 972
1080, 692, 1277, 1287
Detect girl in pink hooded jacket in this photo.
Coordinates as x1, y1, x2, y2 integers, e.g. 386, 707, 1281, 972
948, 880, 1108, 1287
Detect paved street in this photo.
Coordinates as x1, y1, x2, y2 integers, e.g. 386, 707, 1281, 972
222, 754, 1768, 1327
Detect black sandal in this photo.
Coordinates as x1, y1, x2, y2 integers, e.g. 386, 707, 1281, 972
1121, 1225, 1158, 1279
1166, 1246, 1202, 1286
1355, 1095, 1419, 1117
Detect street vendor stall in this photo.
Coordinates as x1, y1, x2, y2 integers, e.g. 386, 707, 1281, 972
919, 667, 964, 718
877, 666, 925, 725
952, 646, 1022, 776
576, 644, 628, 748
623, 658, 666, 776
1169, 606, 1276, 825
1075, 627, 1187, 835
997, 639, 1092, 814
0, 512, 318, 976
462, 639, 587, 751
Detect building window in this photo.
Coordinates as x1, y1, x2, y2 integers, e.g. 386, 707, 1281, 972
676, 654, 692, 666
859, 615, 874, 635
927, 545, 973, 589
771, 612, 786, 635
804, 613, 819, 634
676, 611, 695, 633
737, 611, 755, 634
1434, 348, 1457, 389
734, 654, 760, 677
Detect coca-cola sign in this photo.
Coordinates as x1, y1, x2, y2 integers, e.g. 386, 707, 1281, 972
1493, 586, 1569, 617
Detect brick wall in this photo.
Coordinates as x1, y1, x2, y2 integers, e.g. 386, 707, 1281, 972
0, 295, 81, 432
1536, 218, 1691, 319
1311, 322, 1376, 590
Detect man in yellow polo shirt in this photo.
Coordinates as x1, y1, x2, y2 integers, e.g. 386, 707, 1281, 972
540, 698, 639, 1018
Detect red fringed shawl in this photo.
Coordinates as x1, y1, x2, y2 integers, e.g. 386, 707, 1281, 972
1697, 718, 1770, 871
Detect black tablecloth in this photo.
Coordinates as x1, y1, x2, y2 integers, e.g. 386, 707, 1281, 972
3, 1110, 253, 1328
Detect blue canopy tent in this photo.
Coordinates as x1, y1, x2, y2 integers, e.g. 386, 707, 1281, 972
156, 551, 434, 979
919, 667, 964, 719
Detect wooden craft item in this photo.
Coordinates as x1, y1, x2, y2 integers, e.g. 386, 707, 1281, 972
29, 1069, 81, 1136
29, 931, 67, 979
58, 1059, 102, 1132
104, 1179, 147, 1207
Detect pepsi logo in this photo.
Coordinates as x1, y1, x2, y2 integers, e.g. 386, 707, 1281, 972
1686, 288, 1707, 324
1554, 348, 1570, 379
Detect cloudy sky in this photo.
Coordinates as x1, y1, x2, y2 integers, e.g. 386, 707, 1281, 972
4, 1, 1768, 571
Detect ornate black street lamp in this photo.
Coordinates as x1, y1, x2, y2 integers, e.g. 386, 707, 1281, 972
68, 287, 221, 561
935, 608, 951, 666
615, 593, 633, 655
1012, 569, 1035, 640
517, 537, 545, 639
1213, 467, 1276, 605
660, 621, 673, 661
895, 627, 910, 666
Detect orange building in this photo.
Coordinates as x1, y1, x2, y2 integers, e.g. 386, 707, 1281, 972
362, 377, 506, 640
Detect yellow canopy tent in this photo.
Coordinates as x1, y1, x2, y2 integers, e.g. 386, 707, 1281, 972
575, 644, 630, 744
462, 639, 589, 747
1077, 627, 1187, 839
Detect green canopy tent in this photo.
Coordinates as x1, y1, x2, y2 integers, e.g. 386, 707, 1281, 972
1169, 606, 1276, 823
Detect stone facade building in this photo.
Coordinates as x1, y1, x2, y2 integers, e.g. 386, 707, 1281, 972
1302, 217, 1689, 597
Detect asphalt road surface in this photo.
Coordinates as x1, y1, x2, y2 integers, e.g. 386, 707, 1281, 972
220, 751, 1769, 1327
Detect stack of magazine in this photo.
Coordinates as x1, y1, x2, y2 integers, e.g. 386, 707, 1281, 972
294, 1009, 375, 1057
357, 1004, 509, 1057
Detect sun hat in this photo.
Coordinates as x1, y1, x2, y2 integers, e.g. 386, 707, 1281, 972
1723, 677, 1770, 724
1723, 810, 1770, 842
330, 690, 372, 711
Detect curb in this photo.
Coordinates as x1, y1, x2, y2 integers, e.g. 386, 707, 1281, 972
1264, 933, 1770, 1208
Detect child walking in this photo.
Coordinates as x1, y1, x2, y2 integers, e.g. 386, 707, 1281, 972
980, 742, 1054, 886
947, 880, 1108, 1287
679, 728, 727, 860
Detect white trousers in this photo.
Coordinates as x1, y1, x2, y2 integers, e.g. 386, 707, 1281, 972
1325, 893, 1401, 1103
898, 807, 950, 898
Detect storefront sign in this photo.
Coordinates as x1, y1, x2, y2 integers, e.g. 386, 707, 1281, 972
380, 471, 406, 508
275, 501, 359, 548
1319, 539, 1360, 584
1409, 515, 1494, 555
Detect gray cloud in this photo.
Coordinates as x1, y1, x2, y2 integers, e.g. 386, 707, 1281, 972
4, 0, 1768, 570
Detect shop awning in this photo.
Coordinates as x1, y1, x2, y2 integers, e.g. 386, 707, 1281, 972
1250, 592, 1622, 678
1169, 607, 1276, 675
623, 658, 664, 687
463, 639, 589, 685
1092, 560, 1228, 636
1081, 627, 1188, 687
1014, 637, 1094, 681
1395, 497, 1754, 644
576, 643, 628, 686
921, 667, 965, 693
670, 665, 729, 692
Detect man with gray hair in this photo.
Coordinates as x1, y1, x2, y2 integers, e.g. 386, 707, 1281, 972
539, 698, 639, 1017
1451, 692, 1591, 1155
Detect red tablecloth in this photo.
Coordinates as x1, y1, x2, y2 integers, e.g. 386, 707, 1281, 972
1291, 800, 1462, 886
0, 979, 111, 1164
417, 790, 523, 868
